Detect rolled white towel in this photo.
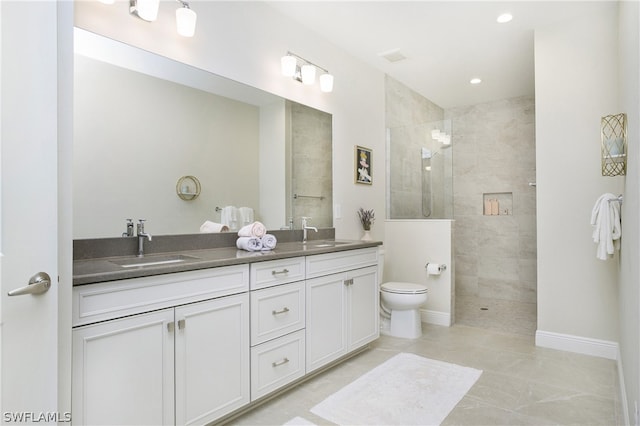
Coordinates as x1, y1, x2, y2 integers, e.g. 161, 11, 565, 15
236, 236, 263, 251
261, 234, 277, 250
199, 220, 229, 233
238, 221, 266, 238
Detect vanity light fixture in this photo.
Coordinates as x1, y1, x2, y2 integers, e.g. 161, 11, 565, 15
281, 51, 334, 93
175, 0, 197, 37
128, 0, 197, 37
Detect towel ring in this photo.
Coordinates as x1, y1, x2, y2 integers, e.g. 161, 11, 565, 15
176, 175, 201, 201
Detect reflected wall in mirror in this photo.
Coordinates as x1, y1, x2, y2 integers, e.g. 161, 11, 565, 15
73, 29, 332, 239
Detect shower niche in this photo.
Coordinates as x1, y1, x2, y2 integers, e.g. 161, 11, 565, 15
483, 192, 513, 216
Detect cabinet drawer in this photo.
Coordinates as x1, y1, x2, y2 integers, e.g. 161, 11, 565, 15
73, 265, 249, 327
250, 330, 305, 400
250, 281, 305, 345
306, 248, 378, 279
250, 257, 305, 290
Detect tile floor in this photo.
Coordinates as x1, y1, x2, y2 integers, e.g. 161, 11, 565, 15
230, 324, 622, 425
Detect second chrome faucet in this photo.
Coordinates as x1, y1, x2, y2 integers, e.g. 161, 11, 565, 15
301, 216, 318, 243
136, 219, 152, 257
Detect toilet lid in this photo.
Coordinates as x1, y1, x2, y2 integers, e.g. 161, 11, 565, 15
381, 282, 428, 295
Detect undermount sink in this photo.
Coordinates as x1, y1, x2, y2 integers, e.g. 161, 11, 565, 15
110, 254, 201, 268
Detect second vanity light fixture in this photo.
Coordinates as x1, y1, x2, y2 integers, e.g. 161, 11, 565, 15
129, 0, 197, 37
281, 51, 334, 93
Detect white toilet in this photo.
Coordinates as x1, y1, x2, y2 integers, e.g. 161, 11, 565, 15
380, 282, 428, 339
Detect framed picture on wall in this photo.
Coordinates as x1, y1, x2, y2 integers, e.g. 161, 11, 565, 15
355, 145, 372, 185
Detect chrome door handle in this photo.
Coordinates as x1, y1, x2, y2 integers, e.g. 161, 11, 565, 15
8, 272, 52, 296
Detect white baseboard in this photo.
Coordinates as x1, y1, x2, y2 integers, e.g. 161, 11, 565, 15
535, 330, 618, 360
617, 346, 631, 426
421, 309, 451, 327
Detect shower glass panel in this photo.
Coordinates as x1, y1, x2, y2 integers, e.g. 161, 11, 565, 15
387, 120, 453, 219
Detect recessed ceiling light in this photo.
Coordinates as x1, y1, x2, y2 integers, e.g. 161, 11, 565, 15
497, 13, 513, 23
470, 78, 482, 85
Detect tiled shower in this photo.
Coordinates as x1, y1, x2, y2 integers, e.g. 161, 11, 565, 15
386, 75, 537, 335
447, 96, 537, 335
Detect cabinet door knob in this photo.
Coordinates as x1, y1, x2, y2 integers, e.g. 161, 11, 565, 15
178, 319, 186, 330
167, 322, 175, 332
344, 278, 354, 286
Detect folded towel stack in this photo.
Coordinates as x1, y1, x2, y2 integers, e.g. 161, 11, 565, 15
590, 193, 622, 260
236, 221, 277, 251
199, 220, 229, 233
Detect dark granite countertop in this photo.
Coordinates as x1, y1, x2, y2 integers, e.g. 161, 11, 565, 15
73, 238, 382, 286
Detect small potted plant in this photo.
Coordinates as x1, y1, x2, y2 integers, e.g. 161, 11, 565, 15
357, 208, 375, 241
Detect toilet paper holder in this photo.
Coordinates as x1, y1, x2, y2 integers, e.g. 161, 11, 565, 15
425, 263, 447, 273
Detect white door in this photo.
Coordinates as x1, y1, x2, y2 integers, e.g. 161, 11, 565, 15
1, 1, 69, 421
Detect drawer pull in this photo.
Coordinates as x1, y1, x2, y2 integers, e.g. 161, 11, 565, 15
272, 307, 290, 315
271, 269, 290, 276
272, 357, 290, 367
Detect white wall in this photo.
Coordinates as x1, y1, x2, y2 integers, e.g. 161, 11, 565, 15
384, 220, 454, 326
535, 5, 622, 345
74, 0, 387, 241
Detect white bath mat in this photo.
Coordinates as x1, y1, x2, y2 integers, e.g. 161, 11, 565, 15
310, 352, 482, 425
282, 417, 316, 425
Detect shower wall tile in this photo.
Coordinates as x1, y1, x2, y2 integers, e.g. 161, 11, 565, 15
448, 95, 537, 333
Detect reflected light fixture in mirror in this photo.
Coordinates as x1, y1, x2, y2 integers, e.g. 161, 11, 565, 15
127, 0, 197, 37
281, 51, 334, 92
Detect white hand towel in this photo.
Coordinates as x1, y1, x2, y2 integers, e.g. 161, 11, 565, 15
221, 206, 239, 231
261, 234, 277, 250
590, 193, 622, 260
236, 236, 263, 251
239, 207, 254, 226
238, 221, 266, 238
199, 221, 229, 233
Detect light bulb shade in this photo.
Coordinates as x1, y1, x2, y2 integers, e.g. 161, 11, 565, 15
319, 73, 334, 92
281, 55, 297, 77
131, 0, 160, 21
301, 64, 316, 85
176, 7, 197, 37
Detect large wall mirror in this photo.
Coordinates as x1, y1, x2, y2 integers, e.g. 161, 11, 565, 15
73, 29, 332, 239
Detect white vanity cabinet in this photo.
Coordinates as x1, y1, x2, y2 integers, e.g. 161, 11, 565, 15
305, 248, 379, 373
72, 265, 250, 426
249, 257, 307, 400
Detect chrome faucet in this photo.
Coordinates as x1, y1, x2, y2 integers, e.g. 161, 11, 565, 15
301, 216, 318, 243
136, 219, 152, 257
122, 218, 134, 237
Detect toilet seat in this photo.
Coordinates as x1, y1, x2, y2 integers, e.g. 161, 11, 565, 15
381, 282, 428, 295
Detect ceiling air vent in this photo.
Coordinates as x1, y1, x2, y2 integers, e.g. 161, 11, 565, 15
378, 48, 407, 63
